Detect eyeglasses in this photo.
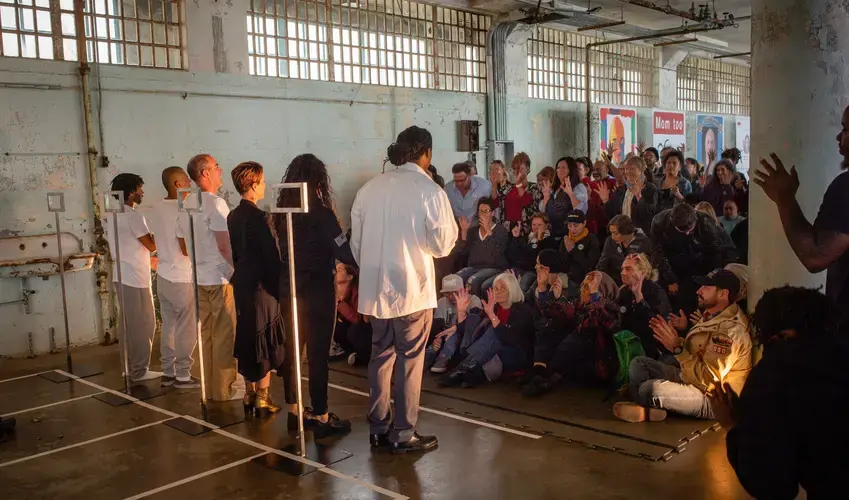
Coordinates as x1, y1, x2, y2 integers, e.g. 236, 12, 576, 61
675, 223, 696, 235
479, 208, 492, 214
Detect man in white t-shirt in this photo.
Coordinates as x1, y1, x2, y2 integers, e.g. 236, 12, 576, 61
176, 154, 242, 402
143, 166, 199, 389
103, 173, 161, 382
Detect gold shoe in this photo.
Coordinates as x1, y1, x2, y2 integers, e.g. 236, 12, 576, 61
243, 389, 256, 412
254, 387, 281, 415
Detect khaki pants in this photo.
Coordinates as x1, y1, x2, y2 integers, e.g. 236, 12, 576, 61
197, 284, 238, 400
115, 284, 156, 380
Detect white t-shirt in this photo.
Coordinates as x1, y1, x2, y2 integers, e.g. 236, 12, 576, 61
103, 205, 152, 289
142, 199, 192, 283
434, 295, 482, 327
176, 191, 232, 286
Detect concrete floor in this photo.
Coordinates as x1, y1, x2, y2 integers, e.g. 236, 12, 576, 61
0, 343, 766, 500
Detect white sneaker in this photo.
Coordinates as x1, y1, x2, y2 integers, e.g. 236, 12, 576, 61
132, 370, 164, 382
347, 353, 357, 366
329, 342, 346, 358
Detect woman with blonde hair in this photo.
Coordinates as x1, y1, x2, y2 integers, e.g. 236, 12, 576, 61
617, 253, 671, 359
437, 272, 536, 388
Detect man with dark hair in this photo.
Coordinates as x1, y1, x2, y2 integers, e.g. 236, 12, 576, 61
754, 104, 849, 305
143, 166, 198, 389
445, 161, 491, 219
710, 286, 849, 500
614, 268, 751, 423
176, 154, 243, 402
649, 202, 735, 314
596, 214, 651, 281
104, 173, 161, 382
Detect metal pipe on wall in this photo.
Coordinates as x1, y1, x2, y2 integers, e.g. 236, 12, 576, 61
73, 0, 114, 344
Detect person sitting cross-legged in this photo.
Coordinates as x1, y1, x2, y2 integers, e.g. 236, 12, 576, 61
437, 272, 536, 388
613, 268, 752, 423
455, 197, 509, 296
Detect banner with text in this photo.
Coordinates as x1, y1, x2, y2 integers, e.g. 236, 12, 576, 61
651, 110, 686, 153
735, 116, 751, 174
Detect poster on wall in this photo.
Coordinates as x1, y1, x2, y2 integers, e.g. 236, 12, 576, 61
599, 107, 637, 164
696, 114, 724, 169
735, 116, 751, 175
652, 110, 686, 152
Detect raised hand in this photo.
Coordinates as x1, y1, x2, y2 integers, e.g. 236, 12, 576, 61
482, 288, 498, 323
551, 276, 564, 299
668, 282, 679, 295
541, 179, 552, 200
650, 315, 681, 352
637, 140, 647, 154
511, 225, 521, 238
753, 153, 799, 204
707, 382, 738, 429
689, 310, 703, 325
564, 237, 576, 253
594, 182, 610, 203
708, 149, 717, 165
458, 216, 471, 232
585, 271, 601, 293
678, 143, 686, 152
455, 288, 472, 314
668, 309, 689, 331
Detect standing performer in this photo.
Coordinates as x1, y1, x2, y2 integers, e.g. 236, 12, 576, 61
350, 126, 458, 454
275, 154, 357, 438
228, 162, 286, 415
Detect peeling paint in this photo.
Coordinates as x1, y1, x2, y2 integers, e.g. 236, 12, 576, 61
0, 228, 22, 237
212, 15, 228, 74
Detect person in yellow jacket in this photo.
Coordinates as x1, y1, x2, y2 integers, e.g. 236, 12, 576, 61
613, 268, 752, 422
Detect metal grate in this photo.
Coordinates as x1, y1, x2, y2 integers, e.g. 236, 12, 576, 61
677, 56, 750, 116
528, 27, 657, 107
247, 0, 489, 93
0, 0, 184, 68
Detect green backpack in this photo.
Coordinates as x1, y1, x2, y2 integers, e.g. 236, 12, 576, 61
613, 330, 646, 387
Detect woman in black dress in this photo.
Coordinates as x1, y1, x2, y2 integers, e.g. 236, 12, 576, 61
227, 161, 285, 415
274, 154, 358, 438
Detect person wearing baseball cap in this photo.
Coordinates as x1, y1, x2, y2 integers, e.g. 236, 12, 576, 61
563, 209, 601, 286
613, 268, 752, 423
426, 275, 482, 374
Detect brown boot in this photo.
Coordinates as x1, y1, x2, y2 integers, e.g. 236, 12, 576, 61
254, 387, 281, 415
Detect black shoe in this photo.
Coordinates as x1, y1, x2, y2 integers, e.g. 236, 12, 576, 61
517, 365, 548, 385
438, 362, 474, 388
287, 408, 320, 431
0, 417, 15, 432
313, 413, 352, 439
390, 433, 438, 454
461, 364, 488, 388
521, 374, 553, 397
370, 432, 391, 448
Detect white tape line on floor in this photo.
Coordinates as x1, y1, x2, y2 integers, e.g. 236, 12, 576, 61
0, 418, 174, 469
1, 392, 104, 418
54, 370, 408, 500
0, 371, 53, 384
122, 452, 269, 500
323, 380, 542, 440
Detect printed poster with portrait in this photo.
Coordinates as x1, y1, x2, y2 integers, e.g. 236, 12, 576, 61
696, 115, 724, 169
599, 107, 637, 165
735, 116, 751, 175
652, 109, 686, 152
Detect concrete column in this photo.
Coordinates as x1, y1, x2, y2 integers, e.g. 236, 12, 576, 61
184, 0, 250, 74
658, 47, 687, 110
748, 0, 849, 304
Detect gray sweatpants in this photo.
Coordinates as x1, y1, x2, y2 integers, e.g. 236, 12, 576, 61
115, 283, 156, 380
368, 309, 433, 443
157, 275, 197, 380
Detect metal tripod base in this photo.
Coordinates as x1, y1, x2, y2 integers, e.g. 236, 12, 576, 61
93, 384, 166, 406
253, 441, 352, 476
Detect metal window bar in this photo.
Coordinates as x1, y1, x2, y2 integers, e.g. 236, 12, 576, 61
0, 0, 184, 69
527, 27, 657, 108
247, 0, 488, 93
676, 56, 750, 116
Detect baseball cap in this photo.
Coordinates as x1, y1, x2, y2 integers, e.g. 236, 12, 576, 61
440, 274, 464, 293
566, 209, 586, 224
694, 269, 740, 302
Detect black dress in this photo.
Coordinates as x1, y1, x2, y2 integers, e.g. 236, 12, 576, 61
228, 199, 286, 382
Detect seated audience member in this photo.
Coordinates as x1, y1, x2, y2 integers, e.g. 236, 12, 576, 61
711, 286, 849, 500
493, 152, 541, 235
596, 156, 659, 233
585, 160, 618, 235
455, 197, 509, 295
542, 157, 589, 238
613, 269, 751, 423
650, 203, 735, 314
331, 263, 372, 366
533, 249, 577, 301
695, 202, 738, 261
617, 254, 671, 359
445, 162, 492, 220
522, 271, 622, 396
656, 150, 692, 213
426, 274, 483, 372
501, 212, 559, 296
596, 215, 651, 281
437, 273, 536, 388
720, 199, 745, 235
729, 217, 748, 265
563, 210, 601, 285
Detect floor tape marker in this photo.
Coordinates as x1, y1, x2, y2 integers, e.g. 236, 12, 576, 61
0, 371, 54, 384
1, 392, 104, 418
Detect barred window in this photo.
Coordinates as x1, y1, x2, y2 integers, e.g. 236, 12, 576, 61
528, 27, 657, 107
677, 56, 750, 116
247, 0, 489, 93
0, 0, 185, 68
